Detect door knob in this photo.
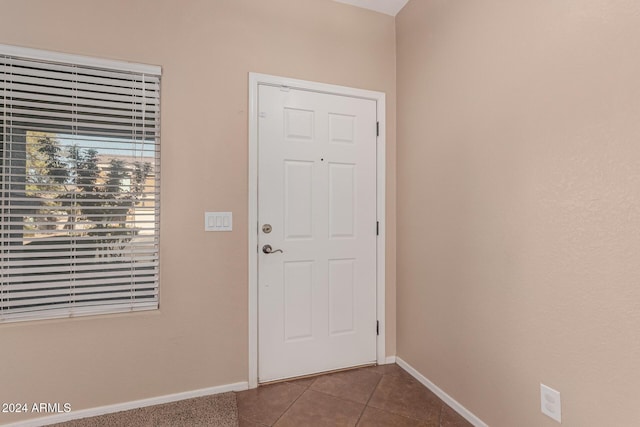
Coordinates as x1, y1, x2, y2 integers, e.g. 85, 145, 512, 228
262, 244, 283, 254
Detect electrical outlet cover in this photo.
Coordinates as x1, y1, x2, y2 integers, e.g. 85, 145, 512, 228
540, 384, 562, 423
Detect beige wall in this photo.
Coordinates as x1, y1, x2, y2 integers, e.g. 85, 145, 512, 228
397, 0, 640, 426
0, 0, 396, 423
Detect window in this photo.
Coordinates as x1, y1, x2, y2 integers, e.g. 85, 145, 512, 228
0, 45, 161, 322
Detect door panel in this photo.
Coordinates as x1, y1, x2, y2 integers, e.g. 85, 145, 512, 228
258, 84, 377, 382
328, 258, 356, 335
329, 163, 356, 238
283, 261, 314, 341
284, 160, 314, 239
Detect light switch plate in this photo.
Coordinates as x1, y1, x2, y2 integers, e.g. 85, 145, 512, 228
205, 212, 232, 231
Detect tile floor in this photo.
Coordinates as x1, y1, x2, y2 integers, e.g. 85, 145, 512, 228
236, 364, 473, 427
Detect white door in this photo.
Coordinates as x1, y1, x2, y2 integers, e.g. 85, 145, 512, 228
258, 84, 378, 382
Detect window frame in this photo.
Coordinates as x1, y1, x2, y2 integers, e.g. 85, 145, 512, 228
0, 44, 162, 323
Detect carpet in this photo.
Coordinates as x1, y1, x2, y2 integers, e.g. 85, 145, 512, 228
49, 392, 238, 427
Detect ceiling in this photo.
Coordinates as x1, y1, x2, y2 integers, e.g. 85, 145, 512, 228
333, 0, 409, 16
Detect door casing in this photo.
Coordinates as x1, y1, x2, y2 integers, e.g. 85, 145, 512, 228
248, 72, 386, 388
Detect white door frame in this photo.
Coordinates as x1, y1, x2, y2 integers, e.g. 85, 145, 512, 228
248, 73, 386, 388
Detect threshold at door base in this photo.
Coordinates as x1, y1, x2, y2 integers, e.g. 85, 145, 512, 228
258, 362, 377, 386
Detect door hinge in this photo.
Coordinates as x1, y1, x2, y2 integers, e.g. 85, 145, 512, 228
376, 121, 379, 137
376, 221, 379, 236
376, 320, 379, 336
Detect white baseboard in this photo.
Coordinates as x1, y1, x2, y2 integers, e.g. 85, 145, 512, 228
395, 357, 488, 427
384, 355, 397, 364
2, 381, 249, 427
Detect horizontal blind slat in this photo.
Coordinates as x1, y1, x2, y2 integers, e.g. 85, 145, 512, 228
2, 57, 160, 81
0, 91, 160, 111
0, 64, 160, 90
0, 303, 158, 323
2, 234, 159, 244
2, 247, 158, 258
5, 255, 158, 267
6, 261, 158, 275
5, 99, 159, 119
6, 123, 159, 138
7, 106, 159, 127
4, 82, 159, 104
8, 284, 156, 300
6, 115, 159, 133
6, 274, 160, 285
2, 288, 158, 306
2, 73, 158, 97
5, 275, 159, 291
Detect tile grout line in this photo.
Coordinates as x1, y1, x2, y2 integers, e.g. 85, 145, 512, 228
353, 370, 385, 426
303, 386, 369, 407
304, 376, 383, 407
269, 380, 315, 426
369, 366, 446, 426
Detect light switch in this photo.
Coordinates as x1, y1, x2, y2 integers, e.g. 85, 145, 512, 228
205, 212, 232, 231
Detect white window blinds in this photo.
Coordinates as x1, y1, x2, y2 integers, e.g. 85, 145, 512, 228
0, 45, 161, 322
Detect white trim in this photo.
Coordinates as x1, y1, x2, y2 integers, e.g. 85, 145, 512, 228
375, 88, 386, 366
248, 72, 386, 388
2, 382, 248, 427
248, 73, 260, 389
395, 357, 489, 427
384, 355, 397, 364
0, 43, 161, 75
